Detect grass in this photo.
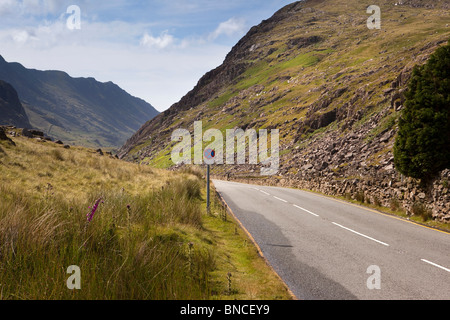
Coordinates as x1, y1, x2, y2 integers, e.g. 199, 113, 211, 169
0, 136, 291, 300
206, 188, 293, 300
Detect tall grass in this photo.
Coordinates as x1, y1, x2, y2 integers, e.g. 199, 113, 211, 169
0, 138, 214, 300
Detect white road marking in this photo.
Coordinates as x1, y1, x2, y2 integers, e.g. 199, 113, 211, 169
421, 259, 450, 273
332, 222, 390, 247
273, 196, 288, 203
260, 190, 271, 196
293, 204, 320, 217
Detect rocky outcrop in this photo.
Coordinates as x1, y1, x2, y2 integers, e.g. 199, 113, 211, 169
0, 127, 15, 146
220, 102, 450, 222
0, 80, 31, 128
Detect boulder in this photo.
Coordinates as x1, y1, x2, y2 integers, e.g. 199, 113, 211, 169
22, 128, 44, 138
0, 127, 15, 146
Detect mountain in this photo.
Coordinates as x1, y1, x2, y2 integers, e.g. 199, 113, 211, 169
0, 55, 159, 148
0, 80, 31, 128
120, 0, 450, 221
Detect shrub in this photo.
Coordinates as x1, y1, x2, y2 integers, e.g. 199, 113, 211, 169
390, 197, 400, 211
443, 179, 449, 189
355, 191, 365, 203
411, 201, 433, 222
394, 40, 450, 184
373, 195, 382, 207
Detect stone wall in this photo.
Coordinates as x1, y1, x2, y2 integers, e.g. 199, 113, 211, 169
221, 168, 450, 223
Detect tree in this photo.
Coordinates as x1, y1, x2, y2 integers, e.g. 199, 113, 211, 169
394, 40, 450, 185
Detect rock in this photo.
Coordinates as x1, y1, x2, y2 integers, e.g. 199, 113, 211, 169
319, 162, 329, 170
64, 145, 71, 149
29, 129, 44, 137
418, 193, 426, 199
22, 128, 44, 138
22, 128, 33, 138
0, 127, 15, 146
380, 131, 393, 143
55, 140, 64, 145
96, 149, 104, 156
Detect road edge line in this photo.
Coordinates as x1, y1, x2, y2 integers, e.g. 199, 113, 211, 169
213, 185, 299, 301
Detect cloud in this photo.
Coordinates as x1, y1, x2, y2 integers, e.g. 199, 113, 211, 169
0, 0, 66, 17
140, 31, 175, 49
209, 17, 246, 40
0, 18, 230, 111
0, 0, 294, 111
0, 0, 15, 16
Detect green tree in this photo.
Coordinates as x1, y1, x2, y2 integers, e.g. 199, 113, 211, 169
394, 40, 450, 184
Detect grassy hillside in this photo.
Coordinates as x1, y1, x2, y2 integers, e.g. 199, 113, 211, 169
0, 133, 291, 300
117, 0, 450, 222
120, 0, 450, 171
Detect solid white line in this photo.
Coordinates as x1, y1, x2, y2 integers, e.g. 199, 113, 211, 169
293, 205, 320, 217
274, 196, 288, 203
260, 190, 271, 196
332, 222, 390, 247
421, 259, 450, 273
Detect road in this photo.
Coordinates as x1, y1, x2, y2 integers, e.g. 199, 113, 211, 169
213, 180, 450, 300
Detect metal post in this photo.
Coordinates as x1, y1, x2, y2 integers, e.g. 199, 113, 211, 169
207, 164, 211, 213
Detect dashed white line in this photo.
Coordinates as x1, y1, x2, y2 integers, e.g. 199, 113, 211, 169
293, 205, 320, 217
273, 196, 288, 203
332, 222, 390, 247
260, 190, 271, 196
421, 259, 450, 273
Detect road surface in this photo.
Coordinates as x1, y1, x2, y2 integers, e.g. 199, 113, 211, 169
213, 180, 450, 300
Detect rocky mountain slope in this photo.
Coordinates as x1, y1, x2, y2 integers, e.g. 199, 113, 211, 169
0, 55, 159, 148
120, 0, 450, 221
0, 80, 31, 128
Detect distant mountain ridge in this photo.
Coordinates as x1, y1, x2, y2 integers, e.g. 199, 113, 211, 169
0, 55, 159, 148
0, 80, 31, 128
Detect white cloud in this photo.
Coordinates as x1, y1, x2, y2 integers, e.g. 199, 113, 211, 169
0, 0, 15, 16
0, 0, 65, 17
0, 1, 295, 111
12, 30, 32, 43
209, 17, 246, 40
140, 31, 175, 49
0, 18, 230, 111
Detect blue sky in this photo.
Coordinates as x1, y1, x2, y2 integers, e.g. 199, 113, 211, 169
0, 0, 295, 111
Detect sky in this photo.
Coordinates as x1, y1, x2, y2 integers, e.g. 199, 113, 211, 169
0, 0, 295, 111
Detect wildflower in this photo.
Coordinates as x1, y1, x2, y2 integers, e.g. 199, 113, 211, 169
87, 198, 103, 223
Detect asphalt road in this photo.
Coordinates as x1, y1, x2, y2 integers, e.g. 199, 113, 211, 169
213, 179, 450, 300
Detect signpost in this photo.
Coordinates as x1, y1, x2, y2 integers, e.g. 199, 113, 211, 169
204, 148, 216, 213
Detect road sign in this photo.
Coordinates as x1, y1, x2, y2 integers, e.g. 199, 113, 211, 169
204, 148, 215, 213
